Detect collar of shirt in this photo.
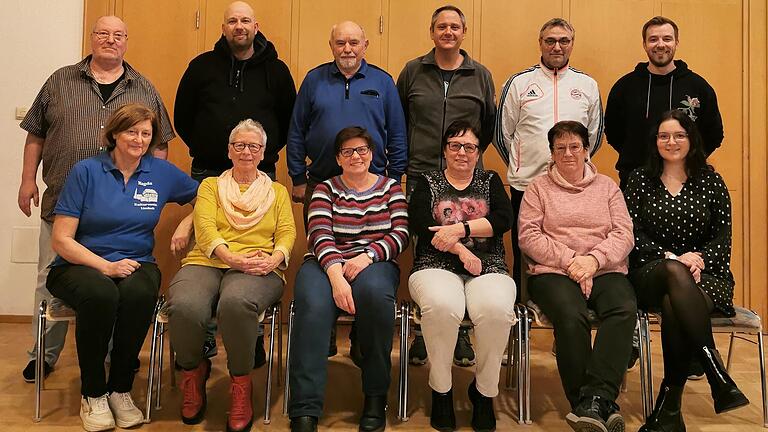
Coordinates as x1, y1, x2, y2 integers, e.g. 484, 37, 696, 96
77, 55, 139, 83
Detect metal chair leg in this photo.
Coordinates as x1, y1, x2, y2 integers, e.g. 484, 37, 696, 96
515, 304, 525, 424
145, 296, 163, 423
757, 323, 767, 428
523, 307, 532, 424
264, 306, 277, 424
638, 313, 648, 419
282, 300, 295, 416
169, 342, 176, 388
727, 332, 736, 372
505, 316, 514, 390
34, 300, 47, 422
154, 321, 165, 410
277, 304, 283, 387
399, 302, 411, 422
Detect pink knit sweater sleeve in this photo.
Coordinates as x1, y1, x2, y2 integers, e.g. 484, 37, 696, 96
518, 180, 576, 271
586, 182, 634, 271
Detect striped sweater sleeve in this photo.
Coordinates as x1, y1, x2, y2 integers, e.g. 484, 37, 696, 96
367, 181, 409, 261
307, 182, 344, 270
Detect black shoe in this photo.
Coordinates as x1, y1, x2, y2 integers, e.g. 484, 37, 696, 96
468, 379, 496, 432
253, 335, 266, 369
686, 358, 705, 380
359, 395, 387, 432
565, 395, 623, 432
290, 415, 318, 432
203, 336, 217, 358
23, 360, 52, 383
328, 326, 338, 357
409, 334, 427, 365
454, 325, 475, 367
627, 346, 640, 370
638, 383, 685, 432
698, 346, 750, 413
430, 388, 456, 432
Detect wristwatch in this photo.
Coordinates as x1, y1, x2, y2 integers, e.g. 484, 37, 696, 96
666, 252, 679, 261
365, 249, 376, 262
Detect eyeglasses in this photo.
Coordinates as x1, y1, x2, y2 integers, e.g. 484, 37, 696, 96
446, 142, 479, 153
553, 144, 584, 155
230, 142, 264, 152
93, 31, 127, 43
339, 145, 371, 157
542, 37, 572, 48
657, 132, 689, 142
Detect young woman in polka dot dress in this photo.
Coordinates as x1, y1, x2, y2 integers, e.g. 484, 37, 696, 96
625, 110, 749, 432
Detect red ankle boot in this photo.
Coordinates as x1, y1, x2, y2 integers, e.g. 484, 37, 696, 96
180, 359, 210, 424
227, 374, 253, 432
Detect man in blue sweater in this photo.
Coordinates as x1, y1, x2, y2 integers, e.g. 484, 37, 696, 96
287, 20, 407, 214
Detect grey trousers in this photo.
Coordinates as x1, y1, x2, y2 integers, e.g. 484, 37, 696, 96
167, 265, 283, 376
28, 220, 68, 366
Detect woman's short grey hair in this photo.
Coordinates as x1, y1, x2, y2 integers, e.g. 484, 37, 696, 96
229, 119, 268, 145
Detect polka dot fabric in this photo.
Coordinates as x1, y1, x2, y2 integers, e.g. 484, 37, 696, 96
625, 168, 735, 316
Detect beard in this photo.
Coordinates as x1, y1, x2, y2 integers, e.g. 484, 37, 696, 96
648, 50, 674, 68
337, 57, 358, 70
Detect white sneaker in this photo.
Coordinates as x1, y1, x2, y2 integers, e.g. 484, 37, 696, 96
108, 391, 144, 428
80, 395, 115, 431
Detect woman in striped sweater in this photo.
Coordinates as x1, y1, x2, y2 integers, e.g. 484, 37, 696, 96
288, 127, 409, 432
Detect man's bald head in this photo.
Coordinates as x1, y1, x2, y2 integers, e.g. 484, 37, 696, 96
329, 21, 366, 42
329, 21, 368, 77
224, 1, 254, 22
92, 15, 127, 33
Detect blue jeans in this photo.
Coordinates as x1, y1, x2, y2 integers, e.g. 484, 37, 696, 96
288, 259, 399, 418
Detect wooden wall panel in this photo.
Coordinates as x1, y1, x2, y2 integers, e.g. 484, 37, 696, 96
82, 0, 112, 55
569, 0, 655, 182
294, 0, 383, 83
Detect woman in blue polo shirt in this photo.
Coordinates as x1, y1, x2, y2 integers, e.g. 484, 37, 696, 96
46, 103, 198, 432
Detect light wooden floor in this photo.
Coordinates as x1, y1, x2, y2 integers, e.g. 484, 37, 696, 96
0, 322, 765, 431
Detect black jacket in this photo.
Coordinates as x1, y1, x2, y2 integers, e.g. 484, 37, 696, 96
605, 60, 723, 183
174, 33, 296, 173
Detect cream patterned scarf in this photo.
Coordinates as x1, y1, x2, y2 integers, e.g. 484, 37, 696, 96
217, 169, 275, 230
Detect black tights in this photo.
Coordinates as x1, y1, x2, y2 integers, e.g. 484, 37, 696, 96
633, 260, 715, 386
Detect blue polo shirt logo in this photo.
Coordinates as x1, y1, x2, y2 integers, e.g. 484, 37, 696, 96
133, 185, 159, 210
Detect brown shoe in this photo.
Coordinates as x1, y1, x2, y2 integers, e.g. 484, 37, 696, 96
227, 374, 253, 432
180, 359, 210, 424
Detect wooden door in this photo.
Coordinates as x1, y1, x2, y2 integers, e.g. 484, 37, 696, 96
114, 0, 203, 291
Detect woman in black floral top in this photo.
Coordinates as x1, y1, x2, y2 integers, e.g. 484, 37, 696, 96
408, 120, 516, 432
625, 110, 748, 432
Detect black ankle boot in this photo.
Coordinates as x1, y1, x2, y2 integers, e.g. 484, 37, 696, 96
468, 380, 495, 432
359, 395, 386, 432
290, 416, 318, 432
697, 346, 749, 413
638, 383, 685, 432
430, 389, 456, 432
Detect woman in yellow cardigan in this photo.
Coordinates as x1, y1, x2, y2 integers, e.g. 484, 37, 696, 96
167, 119, 296, 432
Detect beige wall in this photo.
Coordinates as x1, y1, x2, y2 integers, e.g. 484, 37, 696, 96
79, 0, 768, 317
0, 1, 83, 318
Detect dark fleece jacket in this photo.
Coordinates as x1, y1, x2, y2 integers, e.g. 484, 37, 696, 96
174, 32, 296, 173
605, 60, 723, 183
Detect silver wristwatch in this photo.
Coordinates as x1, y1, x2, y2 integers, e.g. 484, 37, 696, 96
365, 249, 375, 262
667, 252, 679, 261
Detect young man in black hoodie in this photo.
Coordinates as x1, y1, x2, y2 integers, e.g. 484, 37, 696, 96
605, 16, 723, 189
172, 3, 295, 431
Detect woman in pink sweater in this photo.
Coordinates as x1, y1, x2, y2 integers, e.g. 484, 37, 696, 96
518, 120, 636, 432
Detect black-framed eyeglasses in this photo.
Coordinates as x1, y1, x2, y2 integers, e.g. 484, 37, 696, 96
230, 142, 264, 152
339, 145, 371, 157
657, 132, 689, 142
542, 37, 572, 47
446, 142, 479, 153
93, 31, 127, 43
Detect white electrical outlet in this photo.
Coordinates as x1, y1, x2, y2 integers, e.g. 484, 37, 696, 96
15, 107, 29, 120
